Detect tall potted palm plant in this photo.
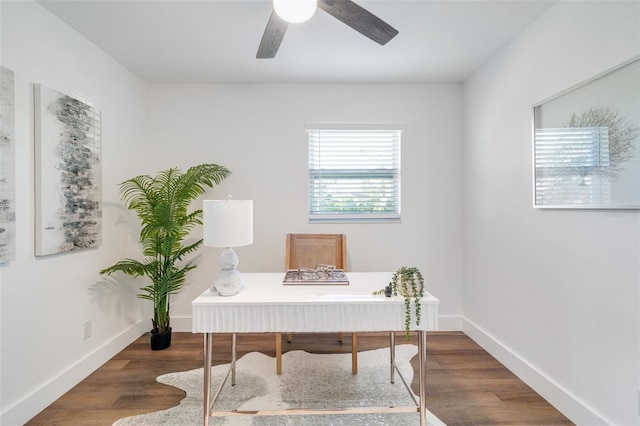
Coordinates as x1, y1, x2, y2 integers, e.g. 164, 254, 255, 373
100, 163, 231, 350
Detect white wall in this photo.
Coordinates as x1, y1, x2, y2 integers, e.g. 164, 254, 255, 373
146, 83, 464, 331
0, 2, 149, 424
0, 3, 464, 423
16, 1, 635, 424
463, 1, 640, 425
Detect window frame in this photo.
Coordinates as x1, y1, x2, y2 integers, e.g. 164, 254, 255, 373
305, 123, 405, 223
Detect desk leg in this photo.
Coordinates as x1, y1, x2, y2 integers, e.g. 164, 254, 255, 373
389, 332, 396, 384
203, 333, 213, 426
418, 330, 427, 426
276, 333, 282, 375
231, 333, 237, 386
351, 333, 358, 374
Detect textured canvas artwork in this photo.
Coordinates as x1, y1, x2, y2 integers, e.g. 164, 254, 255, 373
35, 84, 102, 256
0, 67, 16, 262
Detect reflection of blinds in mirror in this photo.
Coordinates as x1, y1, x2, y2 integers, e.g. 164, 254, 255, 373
535, 127, 611, 205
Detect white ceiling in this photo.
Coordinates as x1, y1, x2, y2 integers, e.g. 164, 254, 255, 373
38, 0, 556, 84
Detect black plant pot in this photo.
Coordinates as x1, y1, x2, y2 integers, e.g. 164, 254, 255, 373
150, 327, 172, 351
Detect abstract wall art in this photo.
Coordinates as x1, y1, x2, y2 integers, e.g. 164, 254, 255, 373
0, 67, 16, 262
35, 84, 102, 256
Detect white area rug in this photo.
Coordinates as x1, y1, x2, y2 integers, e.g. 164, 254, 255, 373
114, 345, 446, 425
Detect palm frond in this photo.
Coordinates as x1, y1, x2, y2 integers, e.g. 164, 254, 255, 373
100, 259, 147, 277
120, 175, 157, 220
172, 164, 231, 210
173, 239, 203, 262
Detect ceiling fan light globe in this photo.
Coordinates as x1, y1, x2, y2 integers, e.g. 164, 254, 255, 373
273, 0, 317, 23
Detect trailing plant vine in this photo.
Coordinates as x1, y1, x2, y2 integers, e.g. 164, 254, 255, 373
373, 266, 425, 340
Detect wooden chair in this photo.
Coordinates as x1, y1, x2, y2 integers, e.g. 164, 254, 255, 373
276, 233, 358, 375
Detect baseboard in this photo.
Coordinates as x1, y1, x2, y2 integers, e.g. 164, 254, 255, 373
0, 320, 148, 426
435, 314, 463, 331
462, 317, 610, 425
170, 315, 195, 332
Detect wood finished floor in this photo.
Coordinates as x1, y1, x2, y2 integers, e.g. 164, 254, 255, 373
26, 331, 573, 426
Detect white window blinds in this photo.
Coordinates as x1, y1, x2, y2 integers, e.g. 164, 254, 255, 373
307, 126, 401, 221
534, 127, 611, 206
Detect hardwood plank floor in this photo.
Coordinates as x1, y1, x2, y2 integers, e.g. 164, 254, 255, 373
26, 331, 573, 426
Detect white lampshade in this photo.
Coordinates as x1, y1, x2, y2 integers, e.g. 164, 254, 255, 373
203, 200, 253, 248
273, 0, 317, 23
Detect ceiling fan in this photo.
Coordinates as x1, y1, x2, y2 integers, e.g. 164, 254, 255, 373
257, 0, 399, 59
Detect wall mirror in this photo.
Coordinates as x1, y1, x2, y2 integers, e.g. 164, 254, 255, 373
533, 56, 640, 209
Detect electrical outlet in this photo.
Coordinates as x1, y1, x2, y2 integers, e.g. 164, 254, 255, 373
83, 320, 92, 340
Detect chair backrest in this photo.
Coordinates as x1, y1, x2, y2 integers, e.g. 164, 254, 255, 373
285, 234, 347, 271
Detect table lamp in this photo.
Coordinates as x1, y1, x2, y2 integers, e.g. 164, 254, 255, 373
203, 198, 253, 296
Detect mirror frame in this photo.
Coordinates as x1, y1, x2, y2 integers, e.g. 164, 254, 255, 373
532, 56, 640, 209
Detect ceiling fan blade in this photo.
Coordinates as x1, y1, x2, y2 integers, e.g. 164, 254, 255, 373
318, 0, 398, 45
257, 10, 289, 59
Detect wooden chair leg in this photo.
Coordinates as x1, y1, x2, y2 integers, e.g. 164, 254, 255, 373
351, 333, 358, 374
338, 332, 344, 343
287, 332, 292, 343
276, 332, 282, 375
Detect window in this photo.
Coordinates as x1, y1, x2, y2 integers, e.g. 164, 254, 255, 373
534, 127, 612, 205
306, 124, 402, 222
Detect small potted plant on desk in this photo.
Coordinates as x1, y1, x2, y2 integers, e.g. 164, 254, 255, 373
100, 164, 230, 350
373, 266, 425, 340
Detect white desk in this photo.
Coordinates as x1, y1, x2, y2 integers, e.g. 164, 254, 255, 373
192, 272, 440, 425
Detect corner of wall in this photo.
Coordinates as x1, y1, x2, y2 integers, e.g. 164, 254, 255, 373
462, 317, 610, 425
